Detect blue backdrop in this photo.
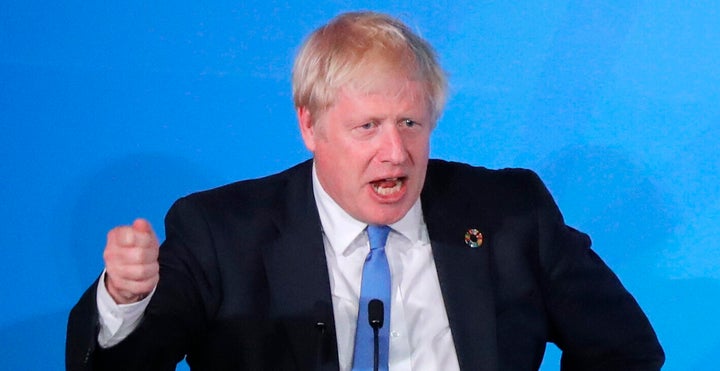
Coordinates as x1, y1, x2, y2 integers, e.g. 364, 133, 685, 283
2, 1, 718, 369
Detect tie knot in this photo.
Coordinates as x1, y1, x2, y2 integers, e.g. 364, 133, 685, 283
367, 225, 391, 251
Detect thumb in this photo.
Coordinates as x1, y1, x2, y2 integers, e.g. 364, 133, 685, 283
132, 218, 155, 236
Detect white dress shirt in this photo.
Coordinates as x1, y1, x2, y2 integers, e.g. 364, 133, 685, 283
312, 166, 459, 371
96, 166, 460, 370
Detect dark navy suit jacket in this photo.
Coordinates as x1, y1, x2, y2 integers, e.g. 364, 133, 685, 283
67, 159, 664, 370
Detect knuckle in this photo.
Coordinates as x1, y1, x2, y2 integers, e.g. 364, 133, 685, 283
120, 246, 145, 264
103, 251, 121, 269
138, 233, 159, 250
128, 280, 153, 295
102, 248, 111, 262
143, 264, 160, 280
148, 247, 160, 261
126, 265, 146, 280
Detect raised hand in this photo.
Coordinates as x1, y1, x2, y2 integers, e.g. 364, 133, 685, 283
103, 218, 160, 304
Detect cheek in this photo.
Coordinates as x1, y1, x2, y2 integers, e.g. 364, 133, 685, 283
408, 136, 431, 159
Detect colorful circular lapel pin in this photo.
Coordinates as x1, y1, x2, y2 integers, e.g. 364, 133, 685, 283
464, 228, 483, 248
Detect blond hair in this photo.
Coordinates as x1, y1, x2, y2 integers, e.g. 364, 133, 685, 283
292, 11, 448, 123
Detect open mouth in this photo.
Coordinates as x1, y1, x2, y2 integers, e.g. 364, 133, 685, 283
371, 177, 405, 196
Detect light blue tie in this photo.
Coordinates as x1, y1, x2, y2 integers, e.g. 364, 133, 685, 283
353, 225, 392, 371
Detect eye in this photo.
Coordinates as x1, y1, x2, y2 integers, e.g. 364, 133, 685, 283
401, 119, 418, 128
359, 122, 376, 130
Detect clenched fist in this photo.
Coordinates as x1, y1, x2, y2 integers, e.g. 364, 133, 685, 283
103, 218, 160, 304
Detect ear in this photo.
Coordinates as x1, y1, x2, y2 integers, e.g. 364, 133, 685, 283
297, 106, 316, 152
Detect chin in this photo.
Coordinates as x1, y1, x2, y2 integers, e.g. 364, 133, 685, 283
366, 205, 411, 225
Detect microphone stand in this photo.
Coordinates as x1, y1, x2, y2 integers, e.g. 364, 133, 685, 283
372, 325, 379, 371
368, 299, 384, 371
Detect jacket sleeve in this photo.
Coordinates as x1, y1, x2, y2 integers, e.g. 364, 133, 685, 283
65, 196, 219, 371
66, 278, 101, 371
530, 172, 665, 370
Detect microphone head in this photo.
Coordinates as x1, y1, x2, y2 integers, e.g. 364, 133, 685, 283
368, 299, 384, 329
314, 300, 331, 331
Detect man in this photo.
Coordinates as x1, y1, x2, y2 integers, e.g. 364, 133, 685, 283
67, 11, 664, 370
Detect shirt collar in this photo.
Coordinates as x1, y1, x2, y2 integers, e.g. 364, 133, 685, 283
312, 163, 426, 255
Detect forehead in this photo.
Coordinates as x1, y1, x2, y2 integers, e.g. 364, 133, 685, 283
341, 52, 424, 95
331, 79, 431, 118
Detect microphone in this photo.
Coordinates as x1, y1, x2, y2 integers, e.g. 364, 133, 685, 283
368, 299, 384, 329
314, 301, 330, 371
368, 299, 384, 371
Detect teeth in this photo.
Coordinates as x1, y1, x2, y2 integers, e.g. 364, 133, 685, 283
372, 178, 403, 195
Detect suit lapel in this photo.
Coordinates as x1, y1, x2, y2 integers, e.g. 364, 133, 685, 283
422, 160, 499, 370
261, 160, 339, 371
258, 160, 500, 370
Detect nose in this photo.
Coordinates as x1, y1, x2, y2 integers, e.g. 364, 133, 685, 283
378, 125, 408, 164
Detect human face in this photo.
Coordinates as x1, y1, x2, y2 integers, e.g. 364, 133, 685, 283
298, 79, 432, 225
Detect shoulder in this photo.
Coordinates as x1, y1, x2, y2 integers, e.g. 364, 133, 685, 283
426, 159, 546, 199
423, 159, 560, 222
167, 160, 313, 223
192, 160, 311, 202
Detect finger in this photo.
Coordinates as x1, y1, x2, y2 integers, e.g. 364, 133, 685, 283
132, 218, 159, 248
105, 258, 159, 291
109, 262, 159, 282
119, 279, 157, 296
108, 226, 136, 247
132, 218, 155, 236
107, 222, 156, 249
104, 240, 158, 266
